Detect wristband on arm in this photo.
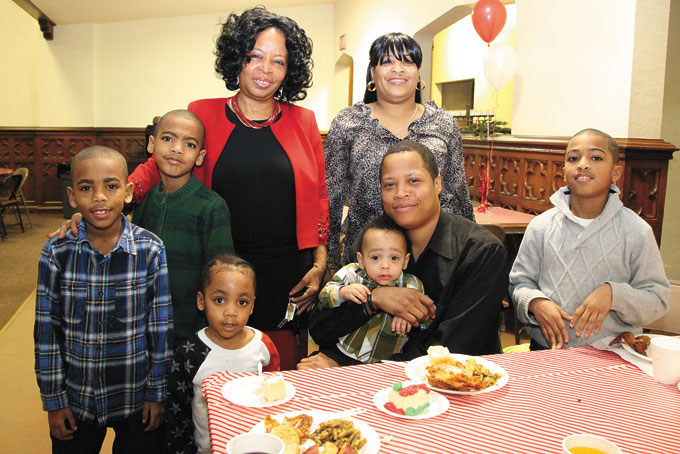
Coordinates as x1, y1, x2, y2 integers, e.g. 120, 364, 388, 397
365, 293, 379, 314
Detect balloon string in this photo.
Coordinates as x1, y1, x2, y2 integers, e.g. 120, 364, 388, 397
485, 89, 500, 209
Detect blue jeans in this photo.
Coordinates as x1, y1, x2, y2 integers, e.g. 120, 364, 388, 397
50, 410, 164, 454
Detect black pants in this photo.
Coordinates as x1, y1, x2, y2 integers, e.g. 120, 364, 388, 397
51, 411, 164, 454
529, 338, 550, 351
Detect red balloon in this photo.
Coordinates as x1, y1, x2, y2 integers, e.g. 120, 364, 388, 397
471, 0, 507, 44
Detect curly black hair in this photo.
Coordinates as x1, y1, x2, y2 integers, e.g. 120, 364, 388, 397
214, 6, 313, 103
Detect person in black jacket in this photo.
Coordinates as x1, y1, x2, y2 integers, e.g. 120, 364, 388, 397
300, 141, 507, 368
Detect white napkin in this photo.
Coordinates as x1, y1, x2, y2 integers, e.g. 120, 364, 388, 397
592, 335, 654, 377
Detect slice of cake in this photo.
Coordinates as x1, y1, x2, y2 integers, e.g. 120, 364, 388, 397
427, 345, 452, 365
263, 373, 287, 402
384, 382, 430, 416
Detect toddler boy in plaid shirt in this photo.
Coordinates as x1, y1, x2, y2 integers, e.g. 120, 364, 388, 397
317, 214, 427, 363
34, 146, 172, 453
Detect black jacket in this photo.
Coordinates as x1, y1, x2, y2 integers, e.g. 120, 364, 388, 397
310, 212, 507, 363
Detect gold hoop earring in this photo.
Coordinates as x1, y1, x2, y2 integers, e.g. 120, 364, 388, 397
417, 80, 426, 91
366, 80, 376, 92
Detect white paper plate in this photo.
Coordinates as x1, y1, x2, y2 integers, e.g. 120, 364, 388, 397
405, 354, 509, 395
620, 333, 663, 362
249, 410, 380, 454
221, 375, 295, 407
372, 382, 449, 419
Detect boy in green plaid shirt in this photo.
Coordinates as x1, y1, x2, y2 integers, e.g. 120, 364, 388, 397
318, 214, 428, 363
132, 109, 233, 344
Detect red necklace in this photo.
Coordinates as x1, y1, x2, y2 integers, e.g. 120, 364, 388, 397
228, 93, 281, 129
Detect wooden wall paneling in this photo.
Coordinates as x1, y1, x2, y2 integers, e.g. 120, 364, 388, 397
523, 157, 548, 204
623, 158, 667, 242
478, 152, 488, 197
463, 136, 677, 244
0, 129, 675, 244
0, 134, 36, 203
499, 155, 521, 203
463, 151, 476, 196
36, 133, 94, 207
0, 128, 147, 211
96, 131, 148, 173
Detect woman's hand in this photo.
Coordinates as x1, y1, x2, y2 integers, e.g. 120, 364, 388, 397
47, 212, 82, 239
289, 262, 325, 313
289, 245, 327, 313
370, 286, 435, 326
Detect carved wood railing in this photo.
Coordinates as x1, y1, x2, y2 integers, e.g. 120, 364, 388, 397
462, 136, 677, 244
0, 127, 147, 211
2, 128, 676, 244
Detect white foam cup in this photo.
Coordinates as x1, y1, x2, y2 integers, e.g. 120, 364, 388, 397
562, 434, 621, 454
226, 433, 284, 454
651, 336, 680, 385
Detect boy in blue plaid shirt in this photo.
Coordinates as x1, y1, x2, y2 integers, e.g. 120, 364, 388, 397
34, 146, 172, 453
315, 214, 427, 363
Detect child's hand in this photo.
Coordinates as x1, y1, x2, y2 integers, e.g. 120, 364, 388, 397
47, 212, 82, 239
142, 401, 165, 432
571, 283, 612, 339
528, 297, 573, 349
391, 316, 412, 335
338, 284, 371, 304
48, 408, 77, 441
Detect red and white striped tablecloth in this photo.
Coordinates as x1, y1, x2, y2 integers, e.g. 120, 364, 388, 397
202, 347, 680, 454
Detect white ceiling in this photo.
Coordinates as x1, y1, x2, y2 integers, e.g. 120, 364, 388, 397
30, 0, 334, 25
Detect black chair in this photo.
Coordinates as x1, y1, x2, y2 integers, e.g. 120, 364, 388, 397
0, 174, 25, 239
482, 223, 523, 345
643, 327, 680, 336
10, 167, 32, 228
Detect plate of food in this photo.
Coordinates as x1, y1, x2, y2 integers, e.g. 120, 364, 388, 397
609, 332, 661, 362
404, 346, 508, 395
221, 373, 295, 407
249, 410, 380, 454
373, 381, 449, 420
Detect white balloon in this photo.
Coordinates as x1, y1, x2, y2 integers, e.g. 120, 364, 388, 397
483, 43, 518, 90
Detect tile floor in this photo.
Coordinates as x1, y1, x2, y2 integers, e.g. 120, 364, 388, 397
0, 292, 117, 452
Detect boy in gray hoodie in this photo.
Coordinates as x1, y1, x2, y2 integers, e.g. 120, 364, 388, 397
509, 128, 669, 350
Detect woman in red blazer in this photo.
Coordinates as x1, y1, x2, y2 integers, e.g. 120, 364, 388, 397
130, 7, 328, 370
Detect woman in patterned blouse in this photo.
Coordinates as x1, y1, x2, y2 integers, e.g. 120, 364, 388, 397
325, 32, 474, 271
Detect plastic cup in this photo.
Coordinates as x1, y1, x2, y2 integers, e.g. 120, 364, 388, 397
226, 433, 284, 454
562, 434, 622, 454
651, 336, 680, 385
